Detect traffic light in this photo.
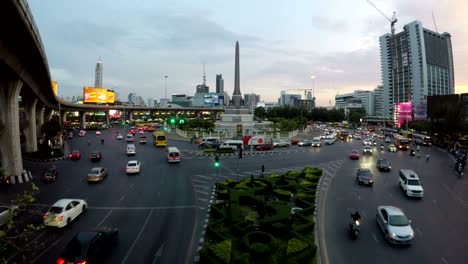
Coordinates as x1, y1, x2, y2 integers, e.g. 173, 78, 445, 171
179, 119, 185, 124
170, 118, 176, 124
239, 148, 243, 159
214, 156, 220, 167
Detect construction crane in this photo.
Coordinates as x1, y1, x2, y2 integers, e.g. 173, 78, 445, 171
367, 0, 397, 36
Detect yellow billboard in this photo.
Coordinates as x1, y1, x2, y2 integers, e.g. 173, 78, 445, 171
107, 90, 115, 104
51, 81, 57, 95
83, 87, 108, 103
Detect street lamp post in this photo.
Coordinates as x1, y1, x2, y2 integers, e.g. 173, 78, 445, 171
165, 75, 168, 101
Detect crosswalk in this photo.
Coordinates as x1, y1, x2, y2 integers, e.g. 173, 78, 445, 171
191, 158, 345, 210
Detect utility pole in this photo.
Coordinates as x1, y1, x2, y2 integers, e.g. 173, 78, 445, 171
165, 75, 168, 100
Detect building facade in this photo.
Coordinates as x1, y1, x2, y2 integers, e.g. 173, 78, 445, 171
278, 91, 302, 106
335, 90, 374, 115
94, 58, 103, 88
216, 74, 224, 94
373, 85, 384, 117
379, 20, 454, 118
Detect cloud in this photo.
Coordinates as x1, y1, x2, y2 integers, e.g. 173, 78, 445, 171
310, 16, 348, 32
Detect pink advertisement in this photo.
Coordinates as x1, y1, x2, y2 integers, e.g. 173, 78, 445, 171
395, 102, 412, 128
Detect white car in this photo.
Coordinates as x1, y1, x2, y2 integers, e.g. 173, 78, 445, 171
376, 206, 414, 244
273, 140, 290, 148
126, 160, 141, 174
0, 205, 19, 227
312, 139, 321, 147
363, 140, 372, 146
95, 131, 101, 135
354, 134, 362, 140
43, 199, 87, 228
363, 146, 373, 154
117, 133, 123, 140
399, 169, 424, 198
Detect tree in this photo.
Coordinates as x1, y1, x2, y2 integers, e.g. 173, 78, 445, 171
254, 107, 267, 119
40, 118, 61, 141
348, 108, 366, 123
0, 183, 45, 261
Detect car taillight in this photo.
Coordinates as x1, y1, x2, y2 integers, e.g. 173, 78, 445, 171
77, 261, 87, 264
56, 258, 65, 264
69, 155, 72, 158
57, 216, 63, 222
43, 214, 47, 220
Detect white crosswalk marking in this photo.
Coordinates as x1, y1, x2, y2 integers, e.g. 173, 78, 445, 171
192, 179, 209, 184
194, 174, 212, 180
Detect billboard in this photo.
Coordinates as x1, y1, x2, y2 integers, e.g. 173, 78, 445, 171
394, 102, 413, 128
414, 99, 427, 121
51, 81, 58, 95
203, 94, 225, 106
107, 90, 115, 104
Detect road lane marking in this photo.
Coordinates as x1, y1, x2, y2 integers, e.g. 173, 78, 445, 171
97, 209, 113, 226
152, 242, 166, 264
441, 257, 449, 264
372, 232, 379, 242
195, 190, 209, 196
121, 209, 154, 264
194, 184, 210, 190
192, 179, 209, 184
442, 184, 468, 209
194, 174, 211, 180
31, 204, 197, 210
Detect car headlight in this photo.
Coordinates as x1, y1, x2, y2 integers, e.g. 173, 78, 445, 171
390, 233, 397, 238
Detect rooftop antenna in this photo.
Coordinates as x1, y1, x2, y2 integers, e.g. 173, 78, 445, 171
432, 11, 439, 33
202, 62, 206, 85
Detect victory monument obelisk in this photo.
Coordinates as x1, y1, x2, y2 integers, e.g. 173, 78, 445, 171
216, 41, 255, 137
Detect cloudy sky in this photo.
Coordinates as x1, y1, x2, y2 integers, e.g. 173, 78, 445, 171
29, 0, 468, 106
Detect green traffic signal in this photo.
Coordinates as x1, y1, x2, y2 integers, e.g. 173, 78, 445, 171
170, 118, 175, 124
179, 119, 185, 124
214, 156, 220, 167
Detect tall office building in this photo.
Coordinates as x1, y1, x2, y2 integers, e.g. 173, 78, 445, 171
94, 57, 103, 88
278, 90, 301, 106
379, 20, 454, 118
244, 93, 260, 108
128, 93, 136, 104
373, 85, 384, 117
216, 74, 224, 94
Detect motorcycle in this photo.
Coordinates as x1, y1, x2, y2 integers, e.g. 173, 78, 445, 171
410, 149, 416, 156
0, 176, 11, 186
349, 219, 360, 239
455, 161, 464, 176
380, 145, 384, 151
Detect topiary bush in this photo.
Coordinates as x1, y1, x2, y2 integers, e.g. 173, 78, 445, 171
273, 189, 291, 201
207, 239, 232, 263
286, 238, 309, 256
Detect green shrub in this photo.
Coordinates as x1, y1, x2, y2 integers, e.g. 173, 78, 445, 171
203, 148, 218, 153
273, 189, 291, 201
267, 173, 281, 178
259, 202, 291, 225
209, 240, 232, 263
231, 253, 251, 264
287, 238, 309, 256
292, 222, 315, 233
300, 180, 313, 186
303, 168, 322, 176
217, 189, 229, 200
210, 203, 227, 219
304, 173, 321, 183
285, 170, 303, 180
235, 179, 267, 190
250, 243, 270, 255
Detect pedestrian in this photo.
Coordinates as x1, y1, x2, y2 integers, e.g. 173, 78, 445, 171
426, 152, 430, 163
416, 145, 420, 152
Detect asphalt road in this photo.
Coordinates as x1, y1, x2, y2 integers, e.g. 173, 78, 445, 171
23, 128, 198, 264
320, 137, 468, 264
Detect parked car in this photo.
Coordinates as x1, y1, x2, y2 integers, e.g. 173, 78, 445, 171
349, 150, 360, 160
356, 168, 374, 186
43, 199, 87, 228
87, 167, 108, 182
256, 144, 274, 151
376, 206, 414, 244
0, 205, 19, 227
377, 158, 392, 172
298, 140, 312, 146
90, 151, 102, 162
69, 150, 81, 160
57, 227, 118, 264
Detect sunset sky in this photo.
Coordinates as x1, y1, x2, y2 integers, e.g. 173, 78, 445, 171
29, 0, 468, 106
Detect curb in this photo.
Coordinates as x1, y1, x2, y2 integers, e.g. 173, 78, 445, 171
193, 183, 217, 263
167, 137, 191, 143
23, 156, 68, 162
2, 170, 33, 184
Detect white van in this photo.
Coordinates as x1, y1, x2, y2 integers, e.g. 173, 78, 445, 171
167, 147, 181, 163
219, 140, 244, 150
126, 134, 134, 142
127, 144, 136, 155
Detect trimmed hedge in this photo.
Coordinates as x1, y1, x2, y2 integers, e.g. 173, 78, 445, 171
287, 238, 308, 256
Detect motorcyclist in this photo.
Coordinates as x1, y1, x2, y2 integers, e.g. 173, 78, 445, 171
351, 211, 361, 223
380, 144, 384, 150
101, 138, 105, 144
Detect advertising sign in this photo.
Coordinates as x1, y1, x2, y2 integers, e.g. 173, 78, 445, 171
84, 87, 108, 103
204, 94, 219, 106
414, 100, 427, 121
394, 102, 413, 128
51, 81, 58, 95
107, 90, 115, 104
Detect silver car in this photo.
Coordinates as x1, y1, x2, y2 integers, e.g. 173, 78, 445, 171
87, 167, 108, 182
273, 140, 290, 148
376, 206, 414, 244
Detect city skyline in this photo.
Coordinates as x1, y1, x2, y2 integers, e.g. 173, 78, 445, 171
29, 0, 468, 106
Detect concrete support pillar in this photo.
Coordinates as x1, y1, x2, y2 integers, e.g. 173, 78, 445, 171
0, 79, 23, 177
44, 107, 53, 121
80, 111, 86, 129
60, 110, 67, 123
23, 97, 38, 153
105, 111, 110, 127
36, 103, 44, 136
129, 111, 133, 123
